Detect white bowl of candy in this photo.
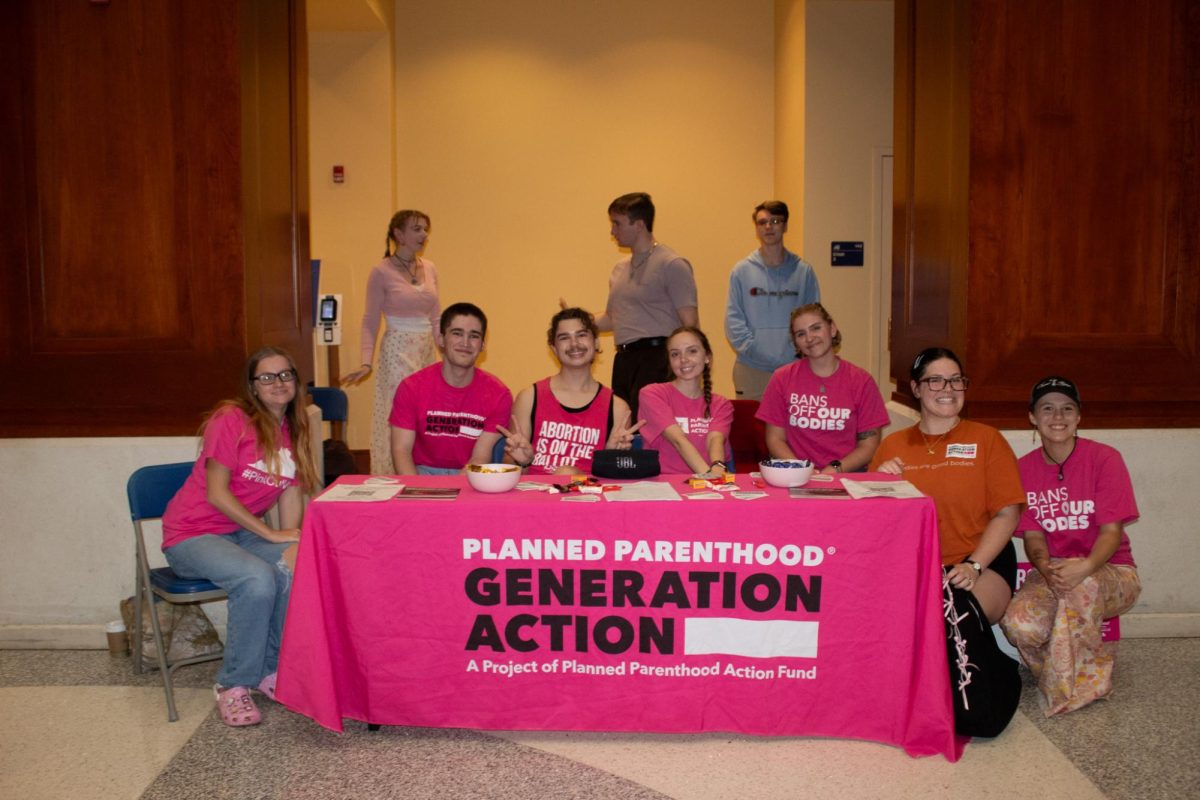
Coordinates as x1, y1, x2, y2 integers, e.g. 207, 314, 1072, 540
758, 458, 815, 488
465, 463, 522, 493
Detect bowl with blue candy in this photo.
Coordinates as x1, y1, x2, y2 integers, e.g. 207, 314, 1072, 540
758, 458, 815, 488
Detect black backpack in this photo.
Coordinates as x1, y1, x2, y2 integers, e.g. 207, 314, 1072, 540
322, 438, 359, 486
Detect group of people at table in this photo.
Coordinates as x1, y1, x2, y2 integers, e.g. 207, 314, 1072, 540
154, 193, 1142, 738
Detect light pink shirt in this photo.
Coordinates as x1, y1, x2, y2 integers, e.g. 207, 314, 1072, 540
360, 257, 441, 364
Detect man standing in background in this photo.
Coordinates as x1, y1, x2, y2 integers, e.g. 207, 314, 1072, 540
568, 192, 698, 420
725, 200, 820, 401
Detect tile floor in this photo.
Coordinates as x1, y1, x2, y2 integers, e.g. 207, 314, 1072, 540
1, 638, 1196, 800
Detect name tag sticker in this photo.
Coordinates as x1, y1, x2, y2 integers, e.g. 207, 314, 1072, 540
946, 443, 978, 459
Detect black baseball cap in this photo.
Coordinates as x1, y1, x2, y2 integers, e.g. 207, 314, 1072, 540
1030, 376, 1081, 408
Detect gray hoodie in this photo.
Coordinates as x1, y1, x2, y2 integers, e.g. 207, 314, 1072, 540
724, 249, 820, 373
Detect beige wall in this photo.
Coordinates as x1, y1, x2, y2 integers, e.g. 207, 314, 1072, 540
308, 27, 394, 423
803, 0, 894, 384
313, 0, 777, 450
774, 0, 806, 245
398, 0, 776, 403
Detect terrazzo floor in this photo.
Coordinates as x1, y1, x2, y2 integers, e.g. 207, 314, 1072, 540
1, 638, 1196, 800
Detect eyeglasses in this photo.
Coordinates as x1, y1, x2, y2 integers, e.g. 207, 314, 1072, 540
918, 375, 970, 391
756, 218, 786, 228
253, 370, 297, 385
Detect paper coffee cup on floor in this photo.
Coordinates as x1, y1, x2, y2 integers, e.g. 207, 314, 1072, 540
105, 620, 129, 656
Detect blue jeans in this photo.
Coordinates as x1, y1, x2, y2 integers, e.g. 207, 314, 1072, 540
164, 529, 292, 688
417, 465, 460, 476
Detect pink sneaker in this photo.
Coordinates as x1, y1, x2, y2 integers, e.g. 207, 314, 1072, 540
214, 685, 262, 727
256, 671, 278, 702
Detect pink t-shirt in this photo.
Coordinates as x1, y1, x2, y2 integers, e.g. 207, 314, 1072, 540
638, 382, 733, 474
389, 364, 512, 469
527, 378, 612, 475
1018, 437, 1137, 567
756, 358, 889, 469
161, 406, 295, 550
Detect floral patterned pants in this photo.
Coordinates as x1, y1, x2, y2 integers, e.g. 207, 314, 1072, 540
1000, 563, 1140, 716
371, 325, 434, 474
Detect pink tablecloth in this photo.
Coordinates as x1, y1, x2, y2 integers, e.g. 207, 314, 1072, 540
278, 475, 962, 761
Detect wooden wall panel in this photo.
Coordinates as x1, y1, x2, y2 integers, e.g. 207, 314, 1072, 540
0, 0, 310, 437
34, 6, 170, 344
891, 0, 969, 384
242, 0, 312, 359
892, 0, 1200, 428
0, 1, 31, 368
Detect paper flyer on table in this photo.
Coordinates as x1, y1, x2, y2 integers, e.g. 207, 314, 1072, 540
604, 481, 683, 501
839, 479, 924, 500
315, 483, 404, 502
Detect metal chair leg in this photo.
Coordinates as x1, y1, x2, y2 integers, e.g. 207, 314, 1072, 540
145, 596, 179, 722
132, 575, 145, 676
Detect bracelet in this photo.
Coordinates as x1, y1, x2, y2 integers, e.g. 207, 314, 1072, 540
709, 460, 726, 470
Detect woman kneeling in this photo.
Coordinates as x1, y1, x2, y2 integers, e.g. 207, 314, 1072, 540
872, 348, 1025, 737
1001, 377, 1141, 716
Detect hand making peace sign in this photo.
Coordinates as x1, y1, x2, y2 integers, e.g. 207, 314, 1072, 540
496, 415, 534, 468
605, 410, 645, 450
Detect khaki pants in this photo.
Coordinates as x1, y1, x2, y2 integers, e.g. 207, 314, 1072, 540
732, 362, 774, 402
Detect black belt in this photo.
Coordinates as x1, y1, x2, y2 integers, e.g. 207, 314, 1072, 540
616, 337, 667, 353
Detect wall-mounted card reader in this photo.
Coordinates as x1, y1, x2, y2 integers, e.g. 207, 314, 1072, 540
317, 293, 342, 346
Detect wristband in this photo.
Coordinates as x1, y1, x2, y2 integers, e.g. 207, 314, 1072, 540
709, 460, 727, 470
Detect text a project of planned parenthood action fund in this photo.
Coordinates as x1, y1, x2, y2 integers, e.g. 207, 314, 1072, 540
460, 536, 829, 682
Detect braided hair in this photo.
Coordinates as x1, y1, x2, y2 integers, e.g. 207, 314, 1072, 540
667, 326, 714, 418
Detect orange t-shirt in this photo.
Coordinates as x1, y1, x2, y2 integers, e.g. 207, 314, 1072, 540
871, 419, 1024, 565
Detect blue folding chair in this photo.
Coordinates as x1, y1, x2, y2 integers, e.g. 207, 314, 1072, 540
127, 463, 227, 722
307, 385, 349, 442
